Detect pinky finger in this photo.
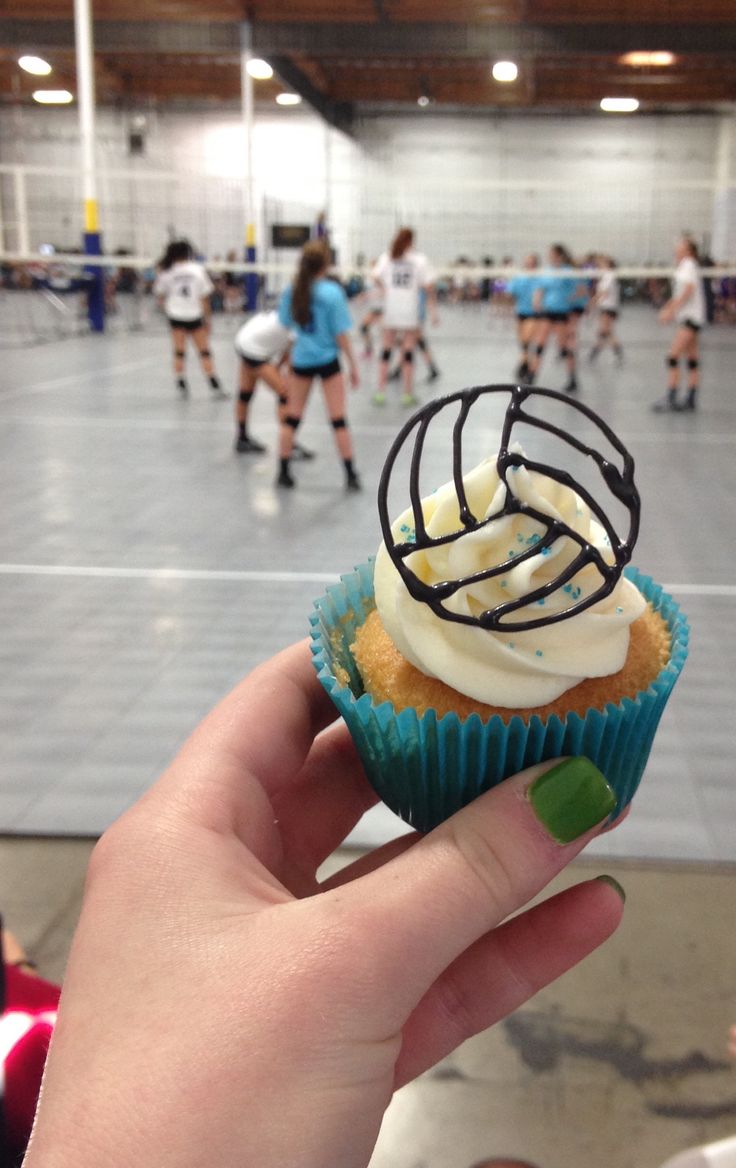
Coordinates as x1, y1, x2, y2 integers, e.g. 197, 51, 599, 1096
394, 876, 625, 1089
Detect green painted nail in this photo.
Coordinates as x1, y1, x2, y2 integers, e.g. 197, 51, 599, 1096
528, 758, 616, 844
595, 874, 626, 903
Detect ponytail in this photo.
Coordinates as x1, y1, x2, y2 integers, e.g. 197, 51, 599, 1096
292, 241, 330, 327
390, 228, 414, 260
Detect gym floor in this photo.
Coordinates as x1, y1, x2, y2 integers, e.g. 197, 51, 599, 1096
1, 299, 735, 1166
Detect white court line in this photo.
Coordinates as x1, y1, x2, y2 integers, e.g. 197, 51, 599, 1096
0, 563, 733, 595
0, 358, 159, 405
0, 563, 338, 584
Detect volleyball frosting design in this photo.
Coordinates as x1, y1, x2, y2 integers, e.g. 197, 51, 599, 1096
375, 386, 644, 707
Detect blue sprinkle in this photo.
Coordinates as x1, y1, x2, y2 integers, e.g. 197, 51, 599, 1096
500, 580, 508, 589
571, 587, 582, 600
517, 533, 525, 543
508, 642, 515, 649
535, 649, 544, 657
536, 598, 545, 606
616, 605, 623, 614
563, 583, 573, 594
526, 532, 541, 546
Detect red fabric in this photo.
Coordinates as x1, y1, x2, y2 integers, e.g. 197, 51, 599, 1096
3, 964, 60, 1155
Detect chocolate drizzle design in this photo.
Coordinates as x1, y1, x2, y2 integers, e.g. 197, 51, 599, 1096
377, 385, 640, 633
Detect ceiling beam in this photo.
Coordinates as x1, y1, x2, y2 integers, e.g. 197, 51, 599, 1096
269, 54, 354, 135
3, 18, 736, 58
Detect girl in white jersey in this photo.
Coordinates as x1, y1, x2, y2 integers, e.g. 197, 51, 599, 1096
232, 310, 313, 461
154, 240, 224, 398
588, 255, 623, 365
372, 227, 437, 407
654, 237, 706, 412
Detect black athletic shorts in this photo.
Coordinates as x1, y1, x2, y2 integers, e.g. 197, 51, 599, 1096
169, 317, 204, 332
239, 353, 267, 370
544, 311, 569, 324
571, 306, 585, 317
601, 309, 619, 319
681, 319, 701, 333
517, 312, 540, 322
292, 358, 341, 379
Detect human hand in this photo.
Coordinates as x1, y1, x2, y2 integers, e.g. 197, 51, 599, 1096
26, 642, 624, 1168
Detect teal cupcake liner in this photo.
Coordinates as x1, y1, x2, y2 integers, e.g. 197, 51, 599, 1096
310, 561, 689, 833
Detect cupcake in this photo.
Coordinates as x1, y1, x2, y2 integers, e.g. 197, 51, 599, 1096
311, 385, 688, 832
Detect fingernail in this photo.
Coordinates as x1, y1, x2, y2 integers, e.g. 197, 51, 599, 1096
595, 874, 626, 903
528, 758, 616, 844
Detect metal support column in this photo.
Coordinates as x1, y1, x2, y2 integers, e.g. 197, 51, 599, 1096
74, 0, 104, 331
240, 22, 258, 313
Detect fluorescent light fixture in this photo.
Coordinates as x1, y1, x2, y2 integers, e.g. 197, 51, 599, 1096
19, 55, 52, 75
417, 95, 430, 107
492, 60, 518, 83
276, 92, 301, 106
620, 50, 675, 67
32, 89, 73, 104
246, 58, 273, 80
600, 96, 639, 113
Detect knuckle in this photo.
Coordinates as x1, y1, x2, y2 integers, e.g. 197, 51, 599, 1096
433, 966, 477, 1043
445, 819, 518, 922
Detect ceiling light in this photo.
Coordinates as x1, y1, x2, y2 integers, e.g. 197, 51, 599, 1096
600, 97, 639, 113
417, 95, 430, 107
492, 60, 518, 83
276, 92, 301, 106
32, 89, 73, 104
246, 58, 273, 80
620, 50, 675, 67
19, 55, 52, 76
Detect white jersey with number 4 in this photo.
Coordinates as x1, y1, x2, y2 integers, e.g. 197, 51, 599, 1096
673, 257, 706, 327
373, 250, 432, 329
154, 261, 214, 322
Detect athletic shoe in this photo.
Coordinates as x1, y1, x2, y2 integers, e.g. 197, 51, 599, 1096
292, 442, 315, 461
235, 435, 266, 454
276, 466, 296, 488
564, 378, 578, 394
651, 395, 678, 413
211, 386, 230, 399
346, 470, 362, 491
177, 380, 189, 397
516, 361, 529, 381
674, 396, 697, 412
427, 366, 441, 382
372, 392, 387, 406
400, 393, 418, 407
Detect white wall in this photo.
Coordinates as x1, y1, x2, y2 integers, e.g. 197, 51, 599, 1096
0, 102, 733, 264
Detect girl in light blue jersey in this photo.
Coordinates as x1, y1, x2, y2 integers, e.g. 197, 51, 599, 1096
277, 241, 361, 491
526, 243, 581, 393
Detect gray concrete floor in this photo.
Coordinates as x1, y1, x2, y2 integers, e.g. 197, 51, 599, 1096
1, 300, 735, 1166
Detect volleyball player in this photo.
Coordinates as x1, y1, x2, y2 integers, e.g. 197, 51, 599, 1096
507, 253, 540, 380
653, 237, 706, 412
565, 261, 589, 373
358, 271, 384, 357
232, 310, 313, 460
526, 244, 580, 393
154, 240, 224, 398
276, 241, 361, 491
386, 286, 440, 383
589, 255, 623, 364
372, 228, 438, 407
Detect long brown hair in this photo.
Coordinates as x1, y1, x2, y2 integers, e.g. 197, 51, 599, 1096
390, 227, 414, 260
291, 241, 330, 327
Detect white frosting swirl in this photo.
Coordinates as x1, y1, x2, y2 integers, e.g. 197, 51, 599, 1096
374, 451, 645, 708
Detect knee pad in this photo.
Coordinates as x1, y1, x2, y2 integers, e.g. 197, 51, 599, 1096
559, 347, 570, 359
331, 417, 347, 430
278, 394, 288, 407
175, 350, 186, 359
403, 349, 414, 364
381, 348, 392, 363
285, 415, 301, 430
238, 390, 253, 404
667, 355, 679, 368
687, 358, 699, 370
535, 344, 545, 356
200, 349, 211, 358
